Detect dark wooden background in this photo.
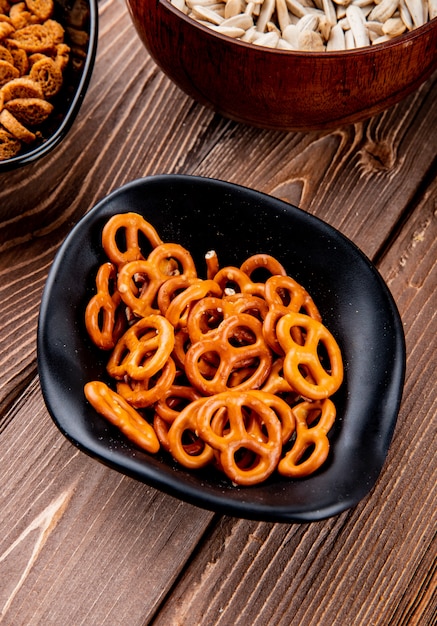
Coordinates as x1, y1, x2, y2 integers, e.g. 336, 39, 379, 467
0, 0, 436, 623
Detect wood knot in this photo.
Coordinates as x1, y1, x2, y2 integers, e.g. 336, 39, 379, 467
361, 141, 396, 171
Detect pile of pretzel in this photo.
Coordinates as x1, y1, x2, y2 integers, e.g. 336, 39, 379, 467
84, 212, 344, 485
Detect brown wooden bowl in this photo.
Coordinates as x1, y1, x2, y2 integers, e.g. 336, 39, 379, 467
126, 0, 437, 131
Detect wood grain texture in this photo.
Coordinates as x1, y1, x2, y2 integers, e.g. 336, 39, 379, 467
0, 0, 436, 624
0, 379, 213, 625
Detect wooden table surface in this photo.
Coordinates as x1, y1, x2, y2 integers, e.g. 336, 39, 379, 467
1, 1, 436, 624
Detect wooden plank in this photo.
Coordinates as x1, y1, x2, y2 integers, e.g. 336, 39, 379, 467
0, 0, 436, 623
0, 378, 214, 624
150, 178, 437, 626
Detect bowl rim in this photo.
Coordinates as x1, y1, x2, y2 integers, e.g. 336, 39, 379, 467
0, 0, 99, 172
159, 1, 437, 57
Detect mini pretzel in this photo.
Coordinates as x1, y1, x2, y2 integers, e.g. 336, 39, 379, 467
116, 357, 176, 408
102, 212, 163, 267
107, 314, 175, 381
247, 390, 296, 444
154, 383, 203, 423
264, 275, 321, 319
153, 413, 171, 450
213, 266, 265, 298
84, 381, 160, 454
186, 296, 225, 344
85, 262, 126, 350
276, 312, 343, 400
239, 254, 287, 280
167, 398, 215, 469
116, 259, 164, 318
165, 279, 222, 329
185, 313, 272, 395
278, 399, 336, 477
172, 327, 191, 369
157, 274, 198, 315
261, 357, 293, 395
187, 293, 268, 345
263, 275, 321, 354
148, 242, 197, 280
196, 391, 282, 485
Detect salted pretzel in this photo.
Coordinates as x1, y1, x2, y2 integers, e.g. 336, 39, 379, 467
278, 399, 336, 477
213, 266, 265, 298
153, 413, 172, 450
261, 357, 294, 395
116, 259, 164, 318
246, 390, 296, 445
147, 242, 197, 280
107, 314, 175, 381
263, 275, 321, 354
185, 313, 272, 395
102, 212, 163, 266
276, 312, 343, 400
165, 279, 222, 329
116, 357, 177, 408
186, 296, 225, 344
85, 262, 126, 350
154, 383, 203, 423
239, 253, 287, 280
171, 327, 191, 369
167, 397, 215, 469
84, 381, 160, 454
196, 391, 283, 485
187, 293, 269, 345
157, 274, 198, 315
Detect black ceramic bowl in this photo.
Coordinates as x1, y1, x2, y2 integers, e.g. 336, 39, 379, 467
0, 0, 98, 172
37, 175, 406, 523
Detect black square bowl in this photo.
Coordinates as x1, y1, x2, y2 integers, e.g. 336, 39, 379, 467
37, 175, 406, 523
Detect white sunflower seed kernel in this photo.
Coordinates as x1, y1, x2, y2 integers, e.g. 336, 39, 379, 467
225, 0, 244, 17
346, 4, 370, 46
284, 0, 311, 17
326, 21, 346, 47
405, 0, 425, 24
252, 30, 281, 43
256, 0, 276, 30
276, 0, 292, 30
221, 13, 254, 27
344, 26, 356, 46
277, 36, 297, 47
297, 12, 320, 28
368, 0, 399, 22
298, 28, 325, 47
282, 22, 301, 44
382, 15, 406, 33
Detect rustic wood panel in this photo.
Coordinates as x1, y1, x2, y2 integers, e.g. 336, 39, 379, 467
0, 378, 214, 624
0, 0, 436, 623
